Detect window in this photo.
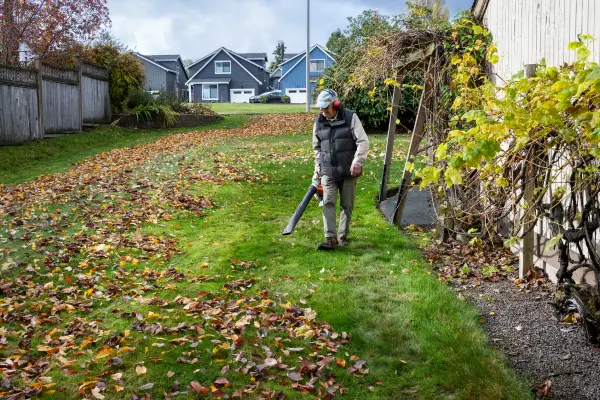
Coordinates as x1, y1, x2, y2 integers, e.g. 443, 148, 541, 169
202, 84, 218, 100
310, 59, 325, 72
215, 61, 231, 74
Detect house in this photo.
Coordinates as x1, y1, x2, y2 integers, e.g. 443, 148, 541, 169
269, 53, 298, 89
238, 53, 268, 69
277, 44, 336, 103
132, 53, 189, 99
185, 48, 270, 103
472, 0, 600, 85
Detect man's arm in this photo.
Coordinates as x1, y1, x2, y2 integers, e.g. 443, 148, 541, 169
351, 114, 369, 166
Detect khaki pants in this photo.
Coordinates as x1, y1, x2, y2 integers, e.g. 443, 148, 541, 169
322, 175, 358, 238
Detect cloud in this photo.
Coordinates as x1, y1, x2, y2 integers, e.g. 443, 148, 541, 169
107, 0, 471, 62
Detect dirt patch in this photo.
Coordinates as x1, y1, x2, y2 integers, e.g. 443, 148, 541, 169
457, 279, 600, 399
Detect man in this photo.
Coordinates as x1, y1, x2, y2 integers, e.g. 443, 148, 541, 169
312, 89, 369, 250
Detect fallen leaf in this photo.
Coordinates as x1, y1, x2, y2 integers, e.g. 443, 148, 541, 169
139, 383, 154, 390
136, 365, 147, 375
91, 387, 105, 399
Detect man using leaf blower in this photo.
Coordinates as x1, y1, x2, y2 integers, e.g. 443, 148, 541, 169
312, 89, 369, 250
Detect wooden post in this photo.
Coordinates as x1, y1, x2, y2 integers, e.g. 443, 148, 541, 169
76, 56, 83, 132
519, 63, 537, 279
35, 59, 44, 136
378, 77, 403, 203
393, 58, 434, 226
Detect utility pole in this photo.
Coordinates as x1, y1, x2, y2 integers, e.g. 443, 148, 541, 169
306, 0, 311, 112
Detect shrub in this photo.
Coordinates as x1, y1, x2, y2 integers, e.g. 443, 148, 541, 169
112, 103, 177, 127
154, 90, 187, 113
184, 103, 214, 116
281, 95, 290, 104
259, 96, 268, 103
126, 89, 154, 110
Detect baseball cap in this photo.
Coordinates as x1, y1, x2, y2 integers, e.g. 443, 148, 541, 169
315, 89, 337, 108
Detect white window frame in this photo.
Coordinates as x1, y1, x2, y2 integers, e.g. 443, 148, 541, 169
215, 60, 231, 74
202, 84, 219, 101
310, 59, 325, 72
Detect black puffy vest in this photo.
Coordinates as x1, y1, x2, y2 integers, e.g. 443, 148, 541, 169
315, 107, 357, 181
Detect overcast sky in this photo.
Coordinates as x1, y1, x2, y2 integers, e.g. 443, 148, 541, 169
108, 0, 473, 62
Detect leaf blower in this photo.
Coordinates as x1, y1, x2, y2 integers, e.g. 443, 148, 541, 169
282, 173, 323, 236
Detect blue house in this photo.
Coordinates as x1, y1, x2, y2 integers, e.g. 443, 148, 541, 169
274, 44, 336, 103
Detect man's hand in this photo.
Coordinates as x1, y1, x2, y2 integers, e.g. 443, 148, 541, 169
350, 162, 362, 177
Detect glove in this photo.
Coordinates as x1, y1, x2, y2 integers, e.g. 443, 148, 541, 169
350, 162, 363, 177
312, 170, 321, 189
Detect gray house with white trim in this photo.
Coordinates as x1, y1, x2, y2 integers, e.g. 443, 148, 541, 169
185, 48, 270, 103
132, 53, 189, 99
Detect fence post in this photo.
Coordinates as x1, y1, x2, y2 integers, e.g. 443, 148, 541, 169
76, 56, 83, 131
378, 76, 403, 203
35, 60, 44, 136
519, 63, 537, 279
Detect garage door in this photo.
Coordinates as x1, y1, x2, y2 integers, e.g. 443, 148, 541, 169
286, 88, 307, 104
230, 89, 255, 103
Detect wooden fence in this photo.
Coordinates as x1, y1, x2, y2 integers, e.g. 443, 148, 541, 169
0, 60, 111, 145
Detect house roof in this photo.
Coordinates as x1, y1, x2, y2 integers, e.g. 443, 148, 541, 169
269, 66, 282, 78
278, 45, 336, 82
146, 54, 180, 61
238, 53, 267, 60
132, 52, 176, 73
279, 44, 335, 69
189, 78, 231, 84
185, 47, 264, 85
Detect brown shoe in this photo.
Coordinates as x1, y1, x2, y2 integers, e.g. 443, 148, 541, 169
338, 235, 349, 247
317, 237, 338, 251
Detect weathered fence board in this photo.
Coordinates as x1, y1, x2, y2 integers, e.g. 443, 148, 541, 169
42, 80, 81, 133
82, 76, 111, 123
0, 66, 41, 144
1, 60, 109, 143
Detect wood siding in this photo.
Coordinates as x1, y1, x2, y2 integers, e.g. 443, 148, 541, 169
0, 62, 110, 144
82, 76, 110, 123
481, 0, 600, 284
42, 80, 80, 133
138, 58, 168, 91
482, 0, 600, 84
0, 84, 40, 144
279, 47, 335, 94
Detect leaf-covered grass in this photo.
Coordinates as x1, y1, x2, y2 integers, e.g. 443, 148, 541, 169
210, 103, 318, 114
0, 117, 532, 399
0, 115, 249, 186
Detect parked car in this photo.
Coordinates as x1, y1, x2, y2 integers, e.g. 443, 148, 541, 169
249, 90, 285, 103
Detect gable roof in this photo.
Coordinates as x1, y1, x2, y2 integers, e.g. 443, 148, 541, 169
187, 48, 268, 73
144, 54, 189, 79
278, 45, 336, 82
269, 66, 282, 78
185, 47, 263, 85
238, 53, 267, 61
132, 52, 176, 74
279, 44, 335, 69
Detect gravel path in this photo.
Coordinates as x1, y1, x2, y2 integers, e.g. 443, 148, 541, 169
455, 279, 600, 400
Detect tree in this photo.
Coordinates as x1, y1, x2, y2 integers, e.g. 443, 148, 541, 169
182, 58, 194, 67
268, 40, 286, 71
326, 29, 348, 56
80, 34, 145, 112
0, 0, 110, 64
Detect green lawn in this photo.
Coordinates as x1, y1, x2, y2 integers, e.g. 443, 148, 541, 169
210, 102, 318, 114
0, 116, 249, 185
0, 117, 532, 399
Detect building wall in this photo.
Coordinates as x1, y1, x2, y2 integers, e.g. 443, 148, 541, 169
191, 83, 229, 102
482, 0, 600, 85
279, 47, 335, 94
187, 49, 267, 101
138, 58, 167, 92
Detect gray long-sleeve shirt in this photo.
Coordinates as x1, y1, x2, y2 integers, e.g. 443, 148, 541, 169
312, 113, 370, 170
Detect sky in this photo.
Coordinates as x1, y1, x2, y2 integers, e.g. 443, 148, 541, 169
108, 0, 473, 62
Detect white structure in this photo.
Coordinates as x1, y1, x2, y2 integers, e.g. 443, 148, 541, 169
472, 0, 600, 284
473, 0, 600, 85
